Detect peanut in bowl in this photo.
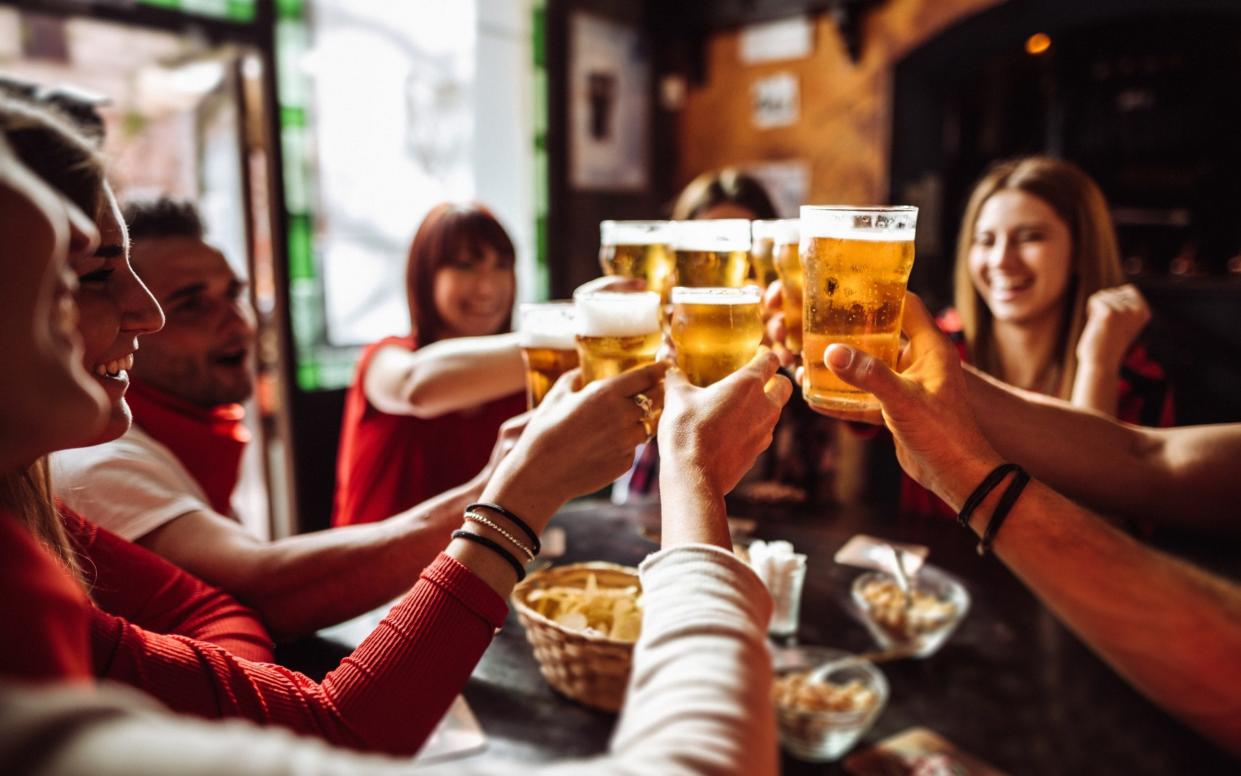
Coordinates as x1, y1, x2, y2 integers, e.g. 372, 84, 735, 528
771, 646, 889, 762
850, 565, 970, 658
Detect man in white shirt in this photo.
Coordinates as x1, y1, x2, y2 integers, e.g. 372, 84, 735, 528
54, 197, 519, 641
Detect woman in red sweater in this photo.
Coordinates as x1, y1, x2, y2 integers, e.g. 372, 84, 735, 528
0, 96, 662, 756
334, 203, 529, 526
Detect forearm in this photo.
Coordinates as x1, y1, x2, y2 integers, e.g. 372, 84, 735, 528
375, 334, 525, 418
959, 472, 1241, 752
658, 456, 730, 550
1069, 361, 1120, 417
145, 481, 478, 641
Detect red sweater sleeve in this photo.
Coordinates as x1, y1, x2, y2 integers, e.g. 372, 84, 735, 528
89, 553, 506, 756
60, 505, 274, 662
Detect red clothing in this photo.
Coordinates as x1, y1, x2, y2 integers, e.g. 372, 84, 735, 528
60, 505, 274, 662
900, 315, 1176, 520
333, 335, 525, 526
126, 379, 249, 516
0, 513, 91, 682
1, 507, 508, 756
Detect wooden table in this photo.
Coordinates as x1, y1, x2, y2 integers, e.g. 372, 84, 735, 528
293, 498, 1237, 774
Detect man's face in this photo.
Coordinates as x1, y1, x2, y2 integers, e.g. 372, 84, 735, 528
129, 236, 256, 407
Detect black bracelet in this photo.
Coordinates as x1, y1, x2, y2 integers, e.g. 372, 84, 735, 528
467, 501, 541, 556
957, 463, 1019, 529
977, 467, 1030, 556
452, 529, 527, 582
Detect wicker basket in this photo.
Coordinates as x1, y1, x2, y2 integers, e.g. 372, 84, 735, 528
511, 562, 641, 712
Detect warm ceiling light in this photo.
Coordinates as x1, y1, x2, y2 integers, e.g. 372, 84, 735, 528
1026, 32, 1052, 56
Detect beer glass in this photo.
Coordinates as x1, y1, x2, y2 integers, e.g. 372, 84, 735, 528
518, 302, 579, 408
768, 219, 803, 353
599, 221, 677, 301
800, 205, 917, 412
749, 220, 783, 287
573, 290, 663, 385
669, 286, 764, 387
673, 219, 751, 288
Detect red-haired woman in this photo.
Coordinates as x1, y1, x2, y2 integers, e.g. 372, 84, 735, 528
334, 203, 528, 526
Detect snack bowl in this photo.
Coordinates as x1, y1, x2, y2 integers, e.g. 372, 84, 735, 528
771, 646, 888, 761
511, 562, 642, 712
850, 564, 969, 658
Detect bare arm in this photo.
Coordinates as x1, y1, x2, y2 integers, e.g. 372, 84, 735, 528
363, 334, 525, 418
966, 366, 1241, 532
1069, 360, 1120, 416
136, 477, 481, 641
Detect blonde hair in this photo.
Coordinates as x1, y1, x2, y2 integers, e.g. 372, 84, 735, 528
0, 459, 81, 580
953, 156, 1125, 398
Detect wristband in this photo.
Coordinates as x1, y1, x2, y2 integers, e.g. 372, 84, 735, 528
467, 501, 541, 556
977, 467, 1030, 556
957, 463, 1019, 529
451, 529, 527, 582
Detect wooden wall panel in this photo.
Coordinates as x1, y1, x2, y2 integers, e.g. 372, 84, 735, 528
676, 0, 1001, 205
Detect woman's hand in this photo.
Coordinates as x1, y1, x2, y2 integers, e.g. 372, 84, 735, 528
1076, 284, 1151, 370
657, 350, 791, 547
813, 293, 1003, 511
762, 280, 799, 369
481, 361, 668, 530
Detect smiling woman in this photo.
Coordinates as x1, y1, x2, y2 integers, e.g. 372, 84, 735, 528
332, 202, 528, 526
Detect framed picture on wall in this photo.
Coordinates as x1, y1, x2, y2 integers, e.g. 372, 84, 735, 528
569, 11, 649, 191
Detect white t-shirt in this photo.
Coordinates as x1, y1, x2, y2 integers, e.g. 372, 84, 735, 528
52, 423, 269, 541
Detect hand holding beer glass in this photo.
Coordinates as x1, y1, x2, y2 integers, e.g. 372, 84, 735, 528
767, 219, 802, 353
750, 220, 783, 287
518, 302, 579, 409
599, 220, 677, 301
669, 286, 764, 387
800, 206, 917, 413
673, 219, 751, 288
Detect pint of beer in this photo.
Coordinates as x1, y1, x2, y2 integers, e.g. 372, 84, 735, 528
768, 219, 803, 353
599, 221, 677, 301
518, 302, 579, 408
669, 286, 764, 387
749, 220, 784, 287
673, 219, 751, 288
573, 290, 663, 385
800, 206, 917, 412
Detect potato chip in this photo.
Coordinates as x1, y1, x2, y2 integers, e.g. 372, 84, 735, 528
526, 573, 643, 642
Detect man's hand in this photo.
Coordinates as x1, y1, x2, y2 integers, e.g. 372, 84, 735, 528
1076, 283, 1151, 371
813, 293, 1002, 510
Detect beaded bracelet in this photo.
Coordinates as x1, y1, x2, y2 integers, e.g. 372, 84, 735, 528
451, 529, 526, 582
977, 467, 1030, 556
467, 501, 541, 556
464, 510, 535, 563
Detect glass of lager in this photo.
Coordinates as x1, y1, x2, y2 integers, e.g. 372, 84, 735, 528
669, 286, 764, 387
518, 302, 579, 409
599, 221, 677, 302
673, 219, 751, 288
749, 220, 784, 287
769, 219, 803, 353
573, 290, 663, 385
800, 205, 917, 412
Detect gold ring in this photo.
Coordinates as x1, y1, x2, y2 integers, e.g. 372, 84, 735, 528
632, 392, 654, 418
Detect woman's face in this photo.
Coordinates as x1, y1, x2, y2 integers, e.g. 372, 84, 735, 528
968, 189, 1074, 326
431, 243, 515, 339
0, 139, 107, 470
69, 185, 165, 447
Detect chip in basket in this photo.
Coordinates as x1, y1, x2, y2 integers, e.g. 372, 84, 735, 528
525, 572, 643, 641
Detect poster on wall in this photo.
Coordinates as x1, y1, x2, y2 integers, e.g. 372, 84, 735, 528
569, 12, 649, 191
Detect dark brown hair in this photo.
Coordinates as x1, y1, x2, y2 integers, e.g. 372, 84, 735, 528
670, 168, 778, 221
123, 196, 205, 241
405, 202, 515, 346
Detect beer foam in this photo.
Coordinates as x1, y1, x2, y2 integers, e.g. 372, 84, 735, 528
574, 291, 662, 337
519, 302, 576, 349
601, 220, 676, 246
671, 286, 762, 305
673, 219, 751, 251
519, 328, 577, 350
800, 206, 917, 242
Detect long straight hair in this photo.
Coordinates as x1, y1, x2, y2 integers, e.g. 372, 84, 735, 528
404, 202, 516, 347
1, 94, 104, 579
953, 156, 1125, 399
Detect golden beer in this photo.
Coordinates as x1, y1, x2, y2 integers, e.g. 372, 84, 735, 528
673, 219, 751, 288
573, 290, 663, 385
518, 302, 579, 408
749, 220, 784, 287
800, 206, 917, 412
599, 221, 676, 301
670, 287, 764, 386
766, 220, 803, 352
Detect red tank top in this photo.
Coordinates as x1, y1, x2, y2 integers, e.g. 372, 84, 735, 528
333, 335, 525, 526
